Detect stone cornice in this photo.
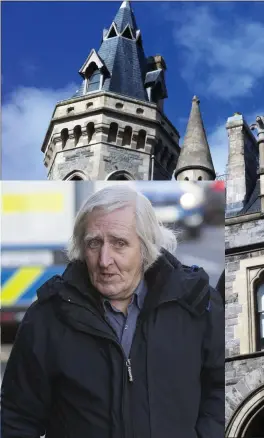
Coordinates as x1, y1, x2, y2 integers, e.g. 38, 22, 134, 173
225, 350, 264, 362
41, 99, 180, 154
225, 211, 264, 225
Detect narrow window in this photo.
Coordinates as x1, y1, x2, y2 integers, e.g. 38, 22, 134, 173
108, 122, 118, 143
257, 282, 264, 350
67, 106, 74, 114
136, 130, 146, 149
74, 125, 82, 146
61, 128, 69, 149
87, 122, 95, 144
122, 126, 132, 146
87, 69, 101, 93
184, 177, 189, 181
198, 176, 203, 181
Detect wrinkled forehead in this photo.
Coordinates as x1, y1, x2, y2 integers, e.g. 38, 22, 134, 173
85, 205, 136, 237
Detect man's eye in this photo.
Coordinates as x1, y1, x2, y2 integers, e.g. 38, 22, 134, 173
115, 240, 126, 248
87, 239, 101, 249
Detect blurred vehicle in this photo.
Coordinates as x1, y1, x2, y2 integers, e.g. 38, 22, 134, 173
1, 182, 75, 342
203, 181, 225, 225
138, 181, 206, 238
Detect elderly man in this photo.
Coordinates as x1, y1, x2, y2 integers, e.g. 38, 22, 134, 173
2, 185, 224, 438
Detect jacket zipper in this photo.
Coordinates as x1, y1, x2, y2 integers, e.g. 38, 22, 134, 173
61, 296, 133, 437
126, 359, 133, 382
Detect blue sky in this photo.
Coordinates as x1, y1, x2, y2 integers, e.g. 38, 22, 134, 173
2, 1, 264, 180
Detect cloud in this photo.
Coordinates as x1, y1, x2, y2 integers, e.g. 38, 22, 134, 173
208, 110, 261, 176
2, 84, 77, 180
165, 4, 264, 100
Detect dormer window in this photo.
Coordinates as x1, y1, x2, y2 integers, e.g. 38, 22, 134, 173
84, 62, 102, 93
87, 69, 101, 92
106, 23, 118, 39
79, 49, 109, 95
121, 24, 133, 40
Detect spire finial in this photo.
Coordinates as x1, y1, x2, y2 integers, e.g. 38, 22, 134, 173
192, 95, 200, 104
120, 0, 131, 8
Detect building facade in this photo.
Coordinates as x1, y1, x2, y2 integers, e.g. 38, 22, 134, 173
225, 115, 264, 437
40, 3, 264, 433
41, 1, 215, 182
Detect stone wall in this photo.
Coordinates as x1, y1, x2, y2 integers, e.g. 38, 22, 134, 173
225, 218, 264, 250
225, 216, 264, 358
225, 355, 264, 425
100, 144, 149, 180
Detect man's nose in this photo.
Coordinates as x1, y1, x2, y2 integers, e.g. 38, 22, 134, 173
99, 243, 113, 267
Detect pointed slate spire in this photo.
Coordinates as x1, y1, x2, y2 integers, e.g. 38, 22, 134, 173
73, 1, 148, 101
97, 1, 147, 101
114, 0, 137, 35
175, 96, 215, 179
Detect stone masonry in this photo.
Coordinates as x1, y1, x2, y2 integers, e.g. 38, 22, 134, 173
225, 115, 264, 436
42, 92, 180, 181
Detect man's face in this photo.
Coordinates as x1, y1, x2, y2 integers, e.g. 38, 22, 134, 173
84, 205, 143, 300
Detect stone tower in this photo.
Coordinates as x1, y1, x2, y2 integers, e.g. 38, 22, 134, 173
41, 1, 180, 181
174, 96, 215, 181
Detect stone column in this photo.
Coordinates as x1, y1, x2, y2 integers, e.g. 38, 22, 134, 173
251, 115, 264, 213
67, 130, 76, 149
226, 114, 258, 216
81, 126, 89, 146
94, 123, 109, 144
116, 127, 124, 147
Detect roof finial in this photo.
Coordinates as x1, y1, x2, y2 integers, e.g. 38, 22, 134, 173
120, 0, 131, 8
192, 95, 200, 104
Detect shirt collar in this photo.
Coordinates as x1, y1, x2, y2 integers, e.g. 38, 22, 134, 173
102, 278, 147, 311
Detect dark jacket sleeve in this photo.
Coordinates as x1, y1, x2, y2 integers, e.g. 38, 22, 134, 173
1, 302, 55, 438
196, 287, 225, 438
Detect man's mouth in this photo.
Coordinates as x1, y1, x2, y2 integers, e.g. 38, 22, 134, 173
99, 273, 117, 280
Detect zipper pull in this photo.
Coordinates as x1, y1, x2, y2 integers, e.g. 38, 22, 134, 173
126, 359, 133, 382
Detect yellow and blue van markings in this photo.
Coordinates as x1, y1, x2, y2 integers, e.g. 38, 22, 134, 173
1, 266, 65, 306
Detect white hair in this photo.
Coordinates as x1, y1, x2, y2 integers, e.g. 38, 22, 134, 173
67, 185, 177, 271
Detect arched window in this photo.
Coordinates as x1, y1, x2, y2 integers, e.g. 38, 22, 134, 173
107, 170, 134, 181
257, 282, 264, 350
69, 176, 83, 181
198, 176, 203, 181
184, 177, 189, 181
61, 128, 69, 149
64, 171, 86, 181
108, 122, 118, 143
122, 126, 132, 146
87, 122, 95, 144
74, 125, 82, 146
136, 130, 146, 149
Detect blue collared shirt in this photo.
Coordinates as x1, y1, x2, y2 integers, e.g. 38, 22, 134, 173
103, 279, 147, 358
